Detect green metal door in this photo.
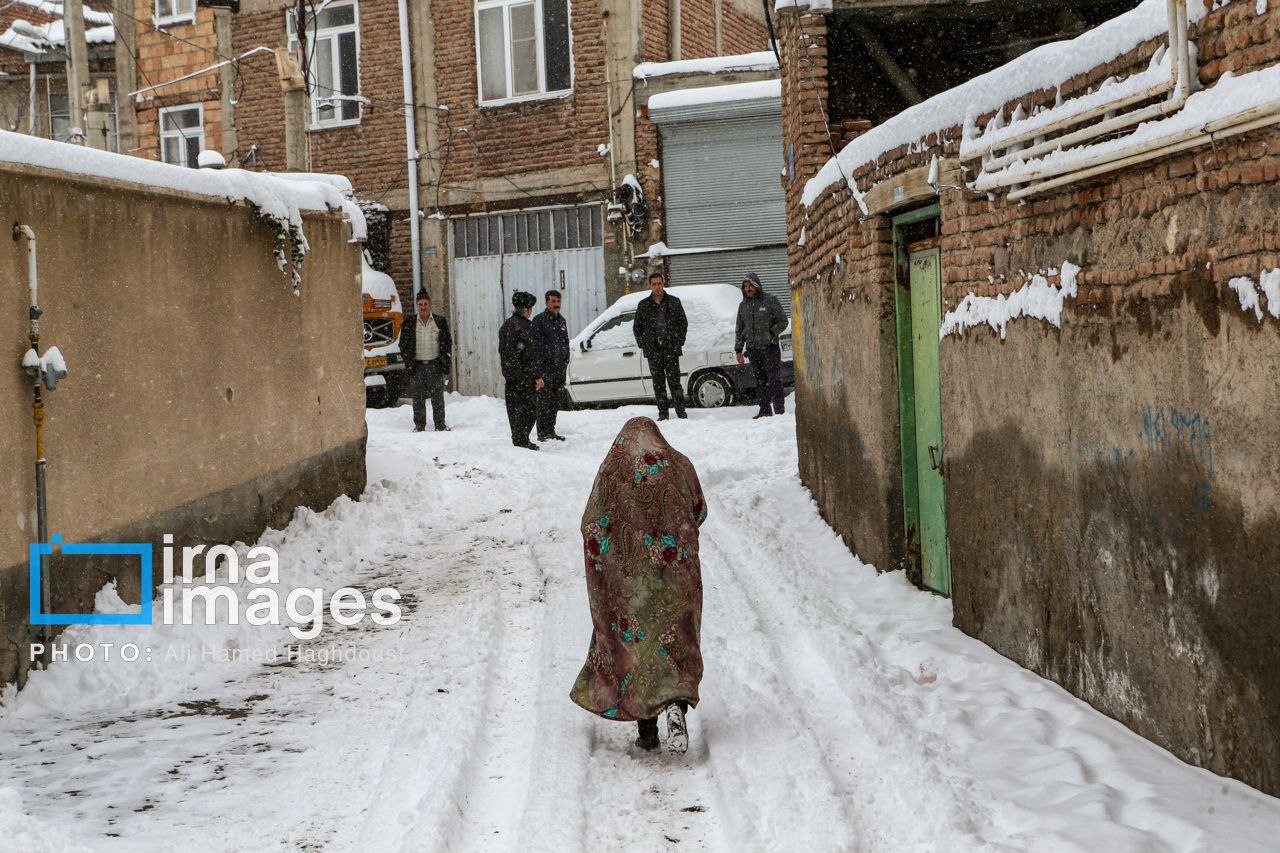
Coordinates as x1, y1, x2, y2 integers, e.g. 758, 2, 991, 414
908, 245, 951, 595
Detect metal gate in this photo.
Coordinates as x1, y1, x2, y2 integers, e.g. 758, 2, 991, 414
450, 205, 606, 396
651, 94, 790, 312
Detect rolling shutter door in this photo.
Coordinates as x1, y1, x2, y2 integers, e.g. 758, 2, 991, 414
667, 247, 790, 306
660, 115, 787, 249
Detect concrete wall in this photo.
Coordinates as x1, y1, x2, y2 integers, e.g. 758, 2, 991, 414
784, 0, 1280, 794
0, 162, 366, 689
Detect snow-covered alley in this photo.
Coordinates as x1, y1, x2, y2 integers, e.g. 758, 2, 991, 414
3, 397, 1280, 852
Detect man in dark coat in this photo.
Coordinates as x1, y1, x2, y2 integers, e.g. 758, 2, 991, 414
498, 290, 545, 450
734, 271, 789, 419
399, 290, 453, 432
531, 288, 570, 442
633, 271, 688, 420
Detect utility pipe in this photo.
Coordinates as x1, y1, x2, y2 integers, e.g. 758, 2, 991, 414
27, 62, 36, 135
396, 0, 422, 295
127, 46, 275, 99
1007, 106, 1280, 200
15, 225, 50, 642
602, 11, 630, 267
963, 0, 1187, 164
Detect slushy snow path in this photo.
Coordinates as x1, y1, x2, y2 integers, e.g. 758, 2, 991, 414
3, 396, 1280, 851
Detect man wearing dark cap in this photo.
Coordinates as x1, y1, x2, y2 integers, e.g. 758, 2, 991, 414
735, 272, 788, 419
531, 289, 570, 442
499, 290, 545, 450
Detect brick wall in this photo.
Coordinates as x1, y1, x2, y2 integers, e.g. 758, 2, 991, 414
130, 0, 224, 162
232, 0, 412, 294
430, 0, 609, 191
642, 0, 671, 63
679, 0, 717, 58
721, 1, 766, 54
786, 0, 1280, 795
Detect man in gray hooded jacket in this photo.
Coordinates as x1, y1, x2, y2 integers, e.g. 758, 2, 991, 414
734, 272, 788, 419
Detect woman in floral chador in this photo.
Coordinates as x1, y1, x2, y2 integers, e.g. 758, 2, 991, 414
570, 416, 707, 753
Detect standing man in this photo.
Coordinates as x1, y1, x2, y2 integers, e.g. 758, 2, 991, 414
399, 290, 453, 432
532, 289, 570, 442
633, 271, 688, 420
735, 272, 789, 419
499, 290, 545, 450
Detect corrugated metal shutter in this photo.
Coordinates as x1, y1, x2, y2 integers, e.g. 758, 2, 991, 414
660, 114, 786, 249
668, 247, 790, 309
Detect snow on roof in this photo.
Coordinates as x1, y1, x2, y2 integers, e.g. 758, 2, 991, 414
0, 129, 367, 242
7, 0, 114, 25
802, 0, 1212, 208
634, 50, 779, 80
1, 18, 115, 54
648, 78, 781, 113
361, 257, 400, 304
973, 63, 1280, 191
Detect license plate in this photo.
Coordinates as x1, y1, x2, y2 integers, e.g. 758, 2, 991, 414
365, 356, 388, 368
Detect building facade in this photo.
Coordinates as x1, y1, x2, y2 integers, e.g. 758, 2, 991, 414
781, 0, 1280, 795
112, 0, 771, 395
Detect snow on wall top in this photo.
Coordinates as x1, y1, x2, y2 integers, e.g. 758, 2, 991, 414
634, 50, 779, 80
802, 0, 1212, 208
648, 79, 782, 112
973, 63, 1280, 191
0, 130, 367, 242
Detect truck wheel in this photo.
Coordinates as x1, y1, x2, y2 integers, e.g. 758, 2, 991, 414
383, 372, 406, 406
691, 372, 732, 408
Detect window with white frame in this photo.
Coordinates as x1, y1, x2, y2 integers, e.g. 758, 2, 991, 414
49, 91, 119, 151
154, 0, 195, 25
287, 0, 361, 126
159, 104, 205, 168
475, 0, 571, 104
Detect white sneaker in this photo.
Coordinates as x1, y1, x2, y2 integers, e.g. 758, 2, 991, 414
666, 704, 688, 755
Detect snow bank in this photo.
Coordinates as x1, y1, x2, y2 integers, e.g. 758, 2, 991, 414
573, 284, 744, 351
940, 261, 1081, 339
634, 50, 778, 80
648, 79, 781, 113
1226, 268, 1280, 321
0, 788, 87, 853
803, 0, 1210, 207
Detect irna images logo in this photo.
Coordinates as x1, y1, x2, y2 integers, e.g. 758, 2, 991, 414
29, 534, 401, 639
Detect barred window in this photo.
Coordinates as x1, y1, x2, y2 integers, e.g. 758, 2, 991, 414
453, 206, 601, 258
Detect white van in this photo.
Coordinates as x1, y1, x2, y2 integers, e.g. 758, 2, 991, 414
566, 284, 793, 408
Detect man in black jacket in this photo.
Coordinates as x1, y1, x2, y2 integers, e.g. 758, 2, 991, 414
633, 271, 688, 420
498, 290, 545, 450
531, 288, 570, 442
399, 290, 453, 432
735, 272, 789, 419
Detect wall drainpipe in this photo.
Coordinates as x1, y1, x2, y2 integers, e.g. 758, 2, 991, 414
15, 224, 52, 653
396, 0, 422, 296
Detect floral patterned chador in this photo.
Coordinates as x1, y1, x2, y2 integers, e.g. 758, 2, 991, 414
570, 417, 707, 722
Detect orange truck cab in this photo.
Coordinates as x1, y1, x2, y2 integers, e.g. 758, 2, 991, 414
362, 257, 406, 407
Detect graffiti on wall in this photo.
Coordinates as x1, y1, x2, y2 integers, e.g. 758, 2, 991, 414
1140, 404, 1215, 512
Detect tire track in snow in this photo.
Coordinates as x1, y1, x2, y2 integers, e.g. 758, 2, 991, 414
694, 529, 863, 851
704, 480, 1009, 851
